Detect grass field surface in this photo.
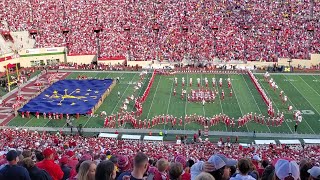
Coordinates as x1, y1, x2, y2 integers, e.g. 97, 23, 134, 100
7, 71, 320, 135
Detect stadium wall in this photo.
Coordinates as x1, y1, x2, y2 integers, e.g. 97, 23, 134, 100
66, 54, 95, 64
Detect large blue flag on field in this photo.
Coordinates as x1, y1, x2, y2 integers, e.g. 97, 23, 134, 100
19, 79, 113, 114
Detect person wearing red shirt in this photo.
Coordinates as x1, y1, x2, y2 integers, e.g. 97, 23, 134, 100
36, 148, 64, 180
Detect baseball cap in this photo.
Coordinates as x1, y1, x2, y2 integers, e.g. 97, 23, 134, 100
308, 167, 320, 179
6, 150, 18, 161
59, 156, 69, 165
43, 148, 54, 158
208, 154, 237, 171
175, 155, 187, 168
275, 159, 300, 180
252, 155, 261, 161
118, 155, 130, 170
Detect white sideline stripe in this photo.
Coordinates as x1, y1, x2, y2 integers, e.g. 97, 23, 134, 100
146, 76, 162, 120
241, 74, 271, 133
229, 74, 249, 133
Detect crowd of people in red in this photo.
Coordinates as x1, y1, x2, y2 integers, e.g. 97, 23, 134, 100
0, 128, 320, 180
1, 0, 319, 61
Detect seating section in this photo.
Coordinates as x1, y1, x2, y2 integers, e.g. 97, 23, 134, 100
0, 0, 319, 61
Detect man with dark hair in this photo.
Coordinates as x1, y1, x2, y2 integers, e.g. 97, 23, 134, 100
0, 150, 31, 180
117, 152, 149, 180
230, 159, 256, 180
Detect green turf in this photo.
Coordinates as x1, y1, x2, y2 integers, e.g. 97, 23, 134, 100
7, 72, 320, 135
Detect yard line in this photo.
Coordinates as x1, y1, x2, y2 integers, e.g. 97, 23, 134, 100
214, 75, 227, 131
166, 77, 175, 115
83, 73, 129, 128
23, 116, 36, 127
283, 75, 316, 134
299, 75, 320, 97
164, 76, 175, 129
259, 76, 293, 133
110, 73, 135, 115
241, 74, 271, 133
201, 74, 205, 117
146, 75, 162, 120
228, 75, 249, 133
184, 73, 188, 118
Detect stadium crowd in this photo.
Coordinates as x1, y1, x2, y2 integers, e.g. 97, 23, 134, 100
1, 0, 320, 61
0, 128, 320, 180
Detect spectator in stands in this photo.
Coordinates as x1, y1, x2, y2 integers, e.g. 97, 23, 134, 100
169, 162, 183, 180
154, 158, 169, 180
195, 172, 215, 180
117, 155, 131, 175
308, 166, 320, 180
175, 155, 191, 180
59, 156, 71, 180
95, 160, 116, 180
230, 159, 256, 180
0, 150, 31, 180
273, 159, 300, 180
35, 151, 44, 162
117, 152, 149, 180
76, 160, 97, 180
191, 154, 237, 180
36, 148, 64, 180
21, 158, 52, 180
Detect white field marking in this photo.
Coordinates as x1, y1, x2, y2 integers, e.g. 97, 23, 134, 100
229, 75, 249, 133
166, 77, 175, 115
283, 75, 316, 134
184, 73, 189, 120
110, 73, 135, 115
23, 116, 36, 127
300, 75, 320, 98
259, 75, 294, 133
146, 75, 162, 120
214, 75, 227, 131
84, 73, 127, 128
164, 76, 175, 130
201, 74, 205, 117
283, 75, 316, 133
241, 74, 271, 133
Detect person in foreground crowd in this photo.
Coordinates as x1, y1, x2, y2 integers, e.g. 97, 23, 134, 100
21, 158, 52, 180
230, 159, 256, 180
0, 150, 31, 180
190, 154, 237, 180
95, 160, 117, 180
117, 152, 149, 180
169, 162, 184, 180
76, 160, 97, 180
195, 172, 215, 180
36, 148, 64, 180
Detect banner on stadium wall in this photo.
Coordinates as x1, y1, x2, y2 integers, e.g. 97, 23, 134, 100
58, 65, 76, 69
46, 48, 60, 52
25, 49, 40, 54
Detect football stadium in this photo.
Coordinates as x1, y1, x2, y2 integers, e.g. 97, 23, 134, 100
0, 0, 320, 180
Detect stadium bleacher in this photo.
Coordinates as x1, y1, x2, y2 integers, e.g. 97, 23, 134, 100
0, 0, 319, 61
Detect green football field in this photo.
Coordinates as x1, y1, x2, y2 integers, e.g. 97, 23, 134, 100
7, 71, 320, 135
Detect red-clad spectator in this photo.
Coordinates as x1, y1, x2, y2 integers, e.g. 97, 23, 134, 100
36, 148, 64, 180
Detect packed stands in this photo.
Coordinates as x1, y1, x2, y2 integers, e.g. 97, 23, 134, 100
0, 128, 320, 179
0, 0, 319, 61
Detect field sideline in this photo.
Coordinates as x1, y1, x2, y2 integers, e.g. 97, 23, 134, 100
7, 71, 320, 135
